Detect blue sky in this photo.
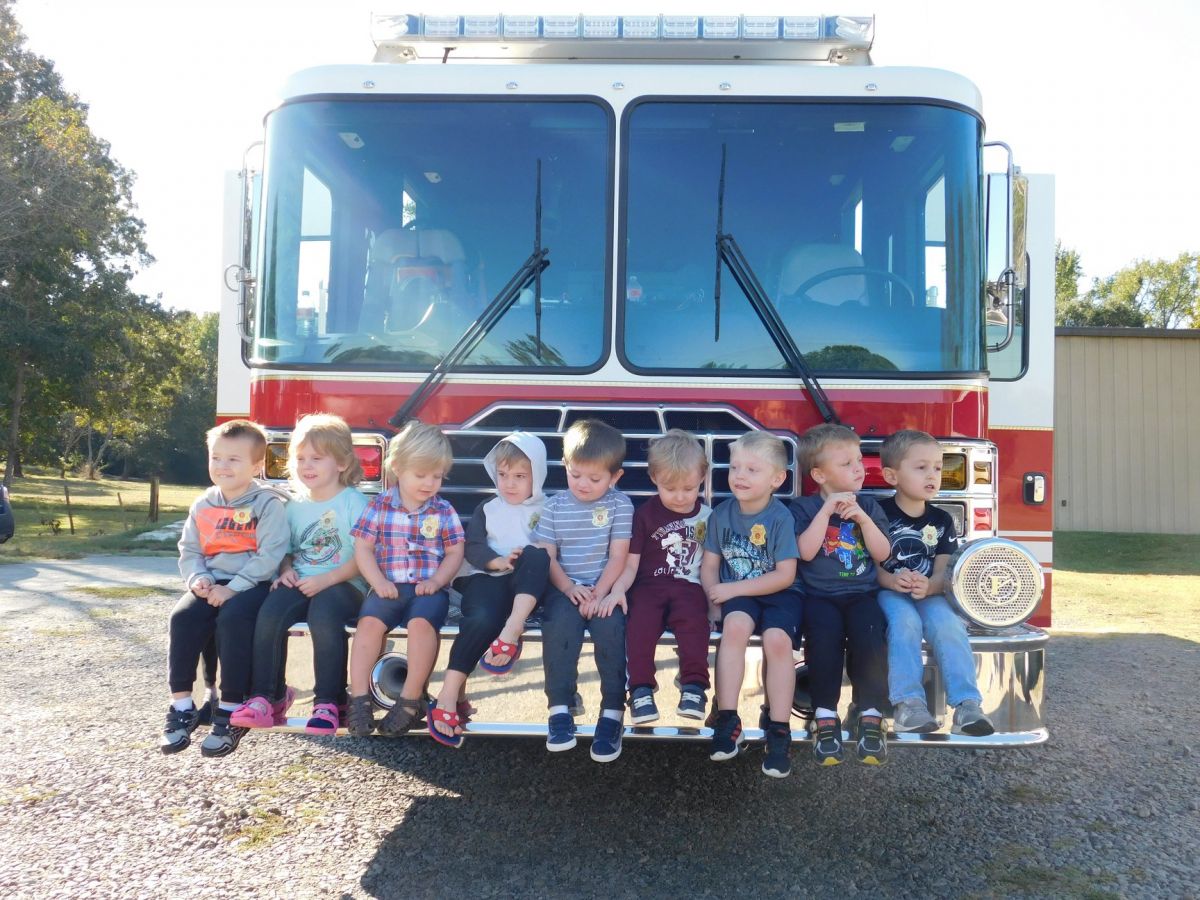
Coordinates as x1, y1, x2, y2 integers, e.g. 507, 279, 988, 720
14, 0, 1200, 313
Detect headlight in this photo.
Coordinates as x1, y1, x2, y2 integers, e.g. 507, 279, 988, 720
945, 538, 1043, 629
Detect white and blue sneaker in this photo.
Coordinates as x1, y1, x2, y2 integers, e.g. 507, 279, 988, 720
677, 685, 707, 720
590, 715, 623, 763
629, 686, 659, 724
546, 713, 577, 752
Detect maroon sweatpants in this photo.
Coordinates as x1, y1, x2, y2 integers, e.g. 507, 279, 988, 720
626, 582, 711, 690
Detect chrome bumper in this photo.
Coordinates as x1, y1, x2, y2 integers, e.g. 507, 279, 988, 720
272, 622, 1047, 749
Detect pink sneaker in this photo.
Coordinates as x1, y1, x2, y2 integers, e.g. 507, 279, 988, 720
271, 686, 297, 725
305, 702, 340, 735
230, 696, 274, 729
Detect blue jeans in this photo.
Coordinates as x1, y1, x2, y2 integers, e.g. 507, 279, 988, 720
877, 590, 982, 707
540, 587, 627, 713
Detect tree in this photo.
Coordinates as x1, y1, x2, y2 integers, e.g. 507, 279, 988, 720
1, 1, 150, 486
1054, 241, 1083, 326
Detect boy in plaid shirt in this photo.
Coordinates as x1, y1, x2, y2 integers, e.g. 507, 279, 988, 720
346, 422, 466, 736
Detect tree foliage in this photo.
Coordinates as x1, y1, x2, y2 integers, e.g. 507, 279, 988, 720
1055, 243, 1199, 329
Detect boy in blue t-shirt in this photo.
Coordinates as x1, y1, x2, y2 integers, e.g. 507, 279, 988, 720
533, 419, 633, 762
791, 423, 891, 767
877, 430, 993, 736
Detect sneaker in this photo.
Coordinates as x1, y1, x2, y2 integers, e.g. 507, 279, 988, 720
856, 712, 888, 765
952, 699, 996, 736
305, 702, 340, 735
590, 715, 623, 762
762, 722, 793, 778
629, 686, 659, 724
345, 695, 376, 737
160, 704, 201, 754
568, 692, 585, 718
812, 716, 845, 766
200, 710, 247, 758
229, 695, 274, 729
196, 697, 214, 726
703, 696, 720, 729
709, 711, 744, 761
892, 699, 938, 733
546, 713, 577, 752
677, 686, 706, 720
271, 686, 297, 725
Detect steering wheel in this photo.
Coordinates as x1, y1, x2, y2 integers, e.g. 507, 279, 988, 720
790, 266, 917, 307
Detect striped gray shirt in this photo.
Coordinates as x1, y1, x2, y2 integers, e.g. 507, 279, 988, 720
533, 489, 634, 586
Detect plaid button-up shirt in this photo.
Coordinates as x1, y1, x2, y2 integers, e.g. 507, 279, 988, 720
350, 489, 465, 584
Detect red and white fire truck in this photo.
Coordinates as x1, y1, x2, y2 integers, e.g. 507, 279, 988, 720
217, 13, 1050, 748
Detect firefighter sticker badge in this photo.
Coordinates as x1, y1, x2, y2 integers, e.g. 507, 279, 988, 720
233, 509, 252, 526
420, 515, 439, 539
749, 523, 767, 546
528, 512, 541, 531
921, 524, 939, 547
320, 510, 337, 528
695, 519, 707, 545
592, 506, 609, 527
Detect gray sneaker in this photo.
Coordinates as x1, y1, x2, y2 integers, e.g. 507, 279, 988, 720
952, 699, 995, 736
200, 711, 247, 758
892, 700, 938, 733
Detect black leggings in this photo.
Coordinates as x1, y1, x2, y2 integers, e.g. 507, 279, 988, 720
803, 591, 889, 713
168, 581, 271, 704
447, 545, 549, 675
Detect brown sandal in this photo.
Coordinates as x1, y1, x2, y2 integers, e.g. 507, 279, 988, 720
377, 697, 425, 736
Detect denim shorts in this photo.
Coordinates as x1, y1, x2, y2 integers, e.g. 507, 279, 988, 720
722, 588, 803, 639
358, 583, 449, 630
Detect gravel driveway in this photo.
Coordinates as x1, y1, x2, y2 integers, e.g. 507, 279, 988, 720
1, 557, 1197, 899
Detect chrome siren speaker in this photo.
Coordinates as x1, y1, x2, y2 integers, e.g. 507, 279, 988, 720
945, 538, 1044, 629
369, 652, 410, 709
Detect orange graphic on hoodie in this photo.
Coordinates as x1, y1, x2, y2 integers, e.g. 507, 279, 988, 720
195, 506, 259, 556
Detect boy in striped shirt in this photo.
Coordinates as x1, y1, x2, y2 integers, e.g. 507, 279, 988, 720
533, 419, 633, 762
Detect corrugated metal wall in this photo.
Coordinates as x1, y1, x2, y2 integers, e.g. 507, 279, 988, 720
1054, 327, 1200, 534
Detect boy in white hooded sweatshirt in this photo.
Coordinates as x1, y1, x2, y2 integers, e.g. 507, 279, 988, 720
428, 432, 550, 747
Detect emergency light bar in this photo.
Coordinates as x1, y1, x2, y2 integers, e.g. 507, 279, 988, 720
371, 13, 874, 64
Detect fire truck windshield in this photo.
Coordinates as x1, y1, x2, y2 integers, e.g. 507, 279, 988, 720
254, 98, 612, 370
621, 100, 983, 375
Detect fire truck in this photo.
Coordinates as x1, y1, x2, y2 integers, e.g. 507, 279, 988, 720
217, 13, 1050, 748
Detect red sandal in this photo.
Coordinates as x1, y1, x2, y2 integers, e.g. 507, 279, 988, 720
427, 701, 464, 749
479, 637, 523, 675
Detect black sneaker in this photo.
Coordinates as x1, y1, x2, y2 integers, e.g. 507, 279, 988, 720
196, 697, 215, 726
200, 710, 247, 758
762, 722, 792, 778
855, 713, 888, 766
709, 711, 744, 761
160, 704, 201, 755
812, 716, 845, 766
629, 686, 659, 724
676, 685, 707, 720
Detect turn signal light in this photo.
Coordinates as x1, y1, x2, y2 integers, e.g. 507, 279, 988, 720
266, 443, 289, 480
356, 445, 384, 481
974, 461, 993, 485
941, 453, 966, 490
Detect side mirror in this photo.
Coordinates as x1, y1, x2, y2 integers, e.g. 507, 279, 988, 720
226, 141, 263, 346
984, 143, 1028, 352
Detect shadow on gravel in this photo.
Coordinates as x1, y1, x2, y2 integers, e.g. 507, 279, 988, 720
332, 631, 1200, 899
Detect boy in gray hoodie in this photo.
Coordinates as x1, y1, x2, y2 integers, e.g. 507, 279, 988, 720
161, 420, 290, 757
428, 432, 550, 747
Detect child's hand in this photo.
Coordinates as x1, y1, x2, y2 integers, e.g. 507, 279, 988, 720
707, 603, 722, 627
566, 582, 593, 606
372, 580, 399, 600
594, 591, 627, 618
191, 577, 213, 598
206, 584, 235, 607
273, 569, 300, 590
823, 492, 855, 515
830, 493, 863, 522
296, 572, 331, 598
706, 582, 736, 605
487, 554, 514, 573
905, 571, 931, 600
415, 579, 441, 596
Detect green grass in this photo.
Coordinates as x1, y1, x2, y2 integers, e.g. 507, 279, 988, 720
1, 468, 197, 561
1055, 531, 1200, 576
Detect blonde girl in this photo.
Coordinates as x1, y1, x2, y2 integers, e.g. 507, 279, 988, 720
231, 414, 369, 737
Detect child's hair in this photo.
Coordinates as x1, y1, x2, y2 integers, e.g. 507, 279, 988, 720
492, 439, 531, 470
729, 430, 789, 472
287, 414, 364, 488
385, 420, 453, 476
206, 419, 268, 462
797, 423, 859, 473
880, 429, 942, 470
648, 429, 709, 483
562, 418, 625, 473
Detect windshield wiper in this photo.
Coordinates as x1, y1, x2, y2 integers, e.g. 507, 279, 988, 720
389, 160, 550, 428
713, 144, 840, 426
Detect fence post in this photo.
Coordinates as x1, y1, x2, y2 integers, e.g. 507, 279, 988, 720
149, 477, 160, 523
63, 481, 76, 535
